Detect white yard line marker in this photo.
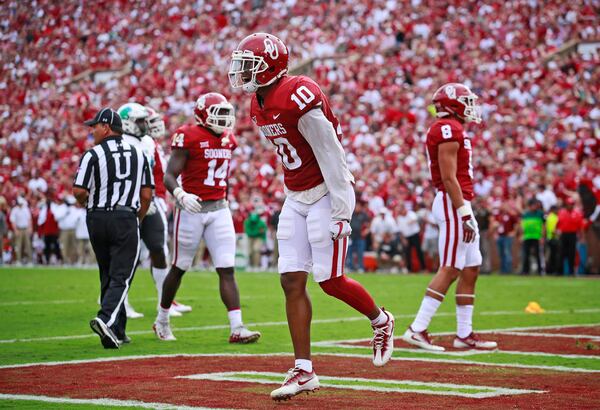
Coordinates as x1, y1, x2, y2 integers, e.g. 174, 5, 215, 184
3, 310, 600, 344
0, 393, 224, 409
178, 371, 545, 399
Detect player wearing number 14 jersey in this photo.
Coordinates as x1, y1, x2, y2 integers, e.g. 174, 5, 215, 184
402, 83, 497, 352
152, 92, 260, 344
229, 32, 395, 401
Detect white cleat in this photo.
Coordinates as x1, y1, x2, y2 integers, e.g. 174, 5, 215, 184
453, 332, 498, 349
371, 309, 395, 366
171, 300, 192, 313
402, 327, 445, 351
229, 326, 261, 344
125, 304, 144, 319
270, 367, 319, 401
168, 306, 182, 317
153, 321, 176, 341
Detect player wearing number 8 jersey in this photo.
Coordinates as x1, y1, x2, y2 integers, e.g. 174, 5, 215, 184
402, 83, 497, 352
152, 92, 260, 344
229, 33, 395, 401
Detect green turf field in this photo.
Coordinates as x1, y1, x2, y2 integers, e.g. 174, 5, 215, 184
1, 267, 600, 408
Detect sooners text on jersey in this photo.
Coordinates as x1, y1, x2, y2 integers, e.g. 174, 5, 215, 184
171, 124, 237, 201
251, 75, 342, 192
426, 118, 475, 200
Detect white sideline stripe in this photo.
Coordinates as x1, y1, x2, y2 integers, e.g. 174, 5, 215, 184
1, 350, 598, 375
0, 297, 162, 307
0, 393, 223, 409
491, 331, 600, 340
317, 343, 600, 361
325, 352, 600, 374
3, 309, 600, 344
179, 371, 545, 399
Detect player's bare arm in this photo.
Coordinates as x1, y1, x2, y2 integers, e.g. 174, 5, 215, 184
164, 148, 202, 213
438, 142, 476, 243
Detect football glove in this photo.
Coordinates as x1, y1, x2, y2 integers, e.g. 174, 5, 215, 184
458, 205, 478, 243
329, 219, 352, 241
173, 187, 203, 214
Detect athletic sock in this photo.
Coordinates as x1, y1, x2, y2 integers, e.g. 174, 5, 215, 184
411, 296, 442, 332
228, 308, 243, 332
295, 359, 312, 373
370, 309, 388, 327
151, 267, 169, 303
456, 304, 474, 338
156, 306, 170, 323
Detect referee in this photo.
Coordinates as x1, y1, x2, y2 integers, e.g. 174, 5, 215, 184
72, 107, 154, 349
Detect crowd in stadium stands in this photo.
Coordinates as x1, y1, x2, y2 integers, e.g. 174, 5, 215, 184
1, 1, 598, 273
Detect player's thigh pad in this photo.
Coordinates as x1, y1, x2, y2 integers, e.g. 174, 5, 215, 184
172, 208, 205, 271
203, 207, 236, 268
276, 200, 312, 274
307, 193, 350, 282
140, 211, 166, 254
433, 192, 470, 270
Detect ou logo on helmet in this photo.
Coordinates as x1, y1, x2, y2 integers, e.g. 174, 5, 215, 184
264, 38, 279, 59
444, 85, 456, 99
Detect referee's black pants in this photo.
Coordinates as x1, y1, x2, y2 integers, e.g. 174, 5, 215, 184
559, 232, 577, 275
87, 210, 140, 339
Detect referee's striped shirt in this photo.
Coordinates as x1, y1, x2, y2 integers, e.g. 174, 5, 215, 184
73, 136, 154, 210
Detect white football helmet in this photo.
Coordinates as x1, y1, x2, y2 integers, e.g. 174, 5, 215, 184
118, 102, 149, 137
145, 107, 166, 139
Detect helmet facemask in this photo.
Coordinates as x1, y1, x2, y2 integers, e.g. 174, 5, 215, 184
458, 94, 482, 124
204, 102, 235, 134
147, 115, 166, 139
229, 50, 286, 93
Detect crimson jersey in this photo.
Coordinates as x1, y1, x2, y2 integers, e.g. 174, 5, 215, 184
170, 124, 237, 201
426, 118, 475, 200
153, 140, 167, 199
250, 75, 342, 192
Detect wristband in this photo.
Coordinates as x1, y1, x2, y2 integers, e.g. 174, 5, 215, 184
173, 187, 184, 199
457, 204, 472, 218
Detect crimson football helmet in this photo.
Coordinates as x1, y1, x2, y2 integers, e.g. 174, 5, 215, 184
432, 83, 482, 123
145, 107, 166, 139
194, 93, 235, 134
229, 32, 289, 93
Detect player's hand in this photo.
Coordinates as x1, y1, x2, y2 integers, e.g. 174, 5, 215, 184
458, 205, 478, 243
329, 220, 352, 241
146, 200, 157, 216
173, 187, 203, 213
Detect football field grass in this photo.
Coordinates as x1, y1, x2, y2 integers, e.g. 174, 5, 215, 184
1, 267, 600, 408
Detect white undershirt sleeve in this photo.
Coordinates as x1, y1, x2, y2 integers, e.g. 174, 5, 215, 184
298, 108, 355, 221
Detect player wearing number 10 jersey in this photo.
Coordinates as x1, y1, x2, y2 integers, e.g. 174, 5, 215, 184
152, 92, 260, 345
229, 32, 395, 401
402, 83, 497, 352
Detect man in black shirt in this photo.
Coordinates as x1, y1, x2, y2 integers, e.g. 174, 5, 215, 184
73, 108, 153, 348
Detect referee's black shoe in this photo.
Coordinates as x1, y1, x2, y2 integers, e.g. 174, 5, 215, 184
90, 317, 120, 349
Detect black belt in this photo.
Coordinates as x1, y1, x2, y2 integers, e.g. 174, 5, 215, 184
89, 205, 136, 213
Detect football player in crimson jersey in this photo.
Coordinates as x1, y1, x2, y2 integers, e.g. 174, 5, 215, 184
402, 83, 497, 351
152, 93, 261, 344
229, 33, 395, 401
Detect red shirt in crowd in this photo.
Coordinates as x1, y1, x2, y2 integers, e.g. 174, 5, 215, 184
494, 212, 519, 236
557, 209, 583, 233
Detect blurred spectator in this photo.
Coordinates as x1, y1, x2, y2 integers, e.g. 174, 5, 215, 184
370, 208, 396, 251
520, 199, 545, 275
474, 198, 492, 274
419, 204, 439, 272
244, 212, 266, 269
347, 200, 369, 272
377, 232, 405, 274
0, 197, 8, 265
37, 194, 62, 265
9, 197, 33, 265
536, 185, 558, 213
557, 198, 584, 275
493, 203, 519, 274
74, 204, 94, 266
396, 204, 425, 272
545, 205, 560, 275
55, 195, 79, 265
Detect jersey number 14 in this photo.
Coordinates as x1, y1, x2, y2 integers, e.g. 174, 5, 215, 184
204, 159, 228, 187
